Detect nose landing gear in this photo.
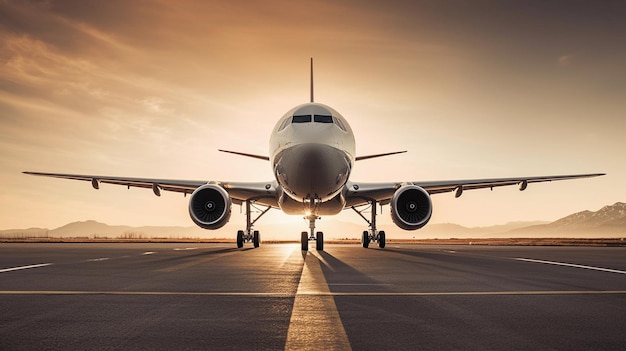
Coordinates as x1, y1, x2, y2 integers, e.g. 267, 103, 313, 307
301, 214, 324, 251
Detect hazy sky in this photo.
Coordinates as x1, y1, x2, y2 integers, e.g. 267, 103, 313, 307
1, 0, 624, 235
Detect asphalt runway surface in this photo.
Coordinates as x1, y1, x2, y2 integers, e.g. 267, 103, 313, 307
0, 243, 625, 350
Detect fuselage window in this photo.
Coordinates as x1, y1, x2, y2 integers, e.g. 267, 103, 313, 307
313, 115, 333, 123
292, 115, 312, 123
333, 116, 347, 131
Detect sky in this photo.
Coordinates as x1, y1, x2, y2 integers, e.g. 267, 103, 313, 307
1, 0, 624, 237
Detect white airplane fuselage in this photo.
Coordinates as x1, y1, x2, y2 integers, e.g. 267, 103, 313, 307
269, 102, 355, 216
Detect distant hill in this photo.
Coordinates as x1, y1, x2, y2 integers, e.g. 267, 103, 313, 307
2, 203, 624, 239
0, 227, 49, 238
416, 221, 550, 238
0, 220, 210, 239
507, 202, 626, 237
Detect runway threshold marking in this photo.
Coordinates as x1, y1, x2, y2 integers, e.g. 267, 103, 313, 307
285, 251, 352, 350
0, 263, 52, 273
515, 258, 626, 275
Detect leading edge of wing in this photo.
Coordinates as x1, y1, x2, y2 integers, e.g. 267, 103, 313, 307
218, 149, 270, 161
22, 171, 280, 207
345, 173, 605, 207
416, 173, 606, 194
23, 171, 207, 193
355, 151, 407, 161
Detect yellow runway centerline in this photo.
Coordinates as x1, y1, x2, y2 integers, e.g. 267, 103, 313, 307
285, 251, 352, 350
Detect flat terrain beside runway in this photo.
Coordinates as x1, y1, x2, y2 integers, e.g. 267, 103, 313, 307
1, 243, 624, 350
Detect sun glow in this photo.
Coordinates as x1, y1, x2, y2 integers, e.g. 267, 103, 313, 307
0, 1, 620, 231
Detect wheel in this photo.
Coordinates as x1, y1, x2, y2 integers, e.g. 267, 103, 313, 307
362, 230, 370, 248
253, 230, 260, 248
236, 230, 244, 248
378, 230, 386, 248
301, 231, 309, 251
316, 231, 324, 251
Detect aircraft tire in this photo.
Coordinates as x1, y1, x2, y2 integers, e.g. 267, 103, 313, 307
378, 231, 386, 248
237, 230, 244, 248
362, 231, 370, 248
316, 231, 324, 251
301, 231, 309, 251
253, 230, 260, 248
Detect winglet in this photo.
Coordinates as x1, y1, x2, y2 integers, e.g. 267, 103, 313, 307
310, 57, 314, 103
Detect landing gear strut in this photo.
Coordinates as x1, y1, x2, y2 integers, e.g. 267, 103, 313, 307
237, 201, 270, 248
301, 214, 324, 251
351, 200, 386, 249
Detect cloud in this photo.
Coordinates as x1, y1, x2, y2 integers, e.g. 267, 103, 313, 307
0, 0, 623, 230
558, 55, 573, 66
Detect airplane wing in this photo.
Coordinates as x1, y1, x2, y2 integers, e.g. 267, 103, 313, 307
345, 173, 605, 207
355, 151, 407, 161
22, 172, 279, 207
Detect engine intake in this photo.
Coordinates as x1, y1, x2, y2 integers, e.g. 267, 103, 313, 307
390, 185, 433, 230
189, 184, 232, 230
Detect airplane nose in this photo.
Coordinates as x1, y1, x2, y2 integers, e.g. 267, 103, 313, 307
296, 147, 330, 187
276, 143, 350, 202
301, 147, 326, 170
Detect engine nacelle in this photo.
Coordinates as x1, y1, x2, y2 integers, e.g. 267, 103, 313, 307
390, 185, 433, 230
188, 184, 232, 230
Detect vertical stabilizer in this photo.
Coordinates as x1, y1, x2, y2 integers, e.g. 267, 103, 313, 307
310, 57, 314, 103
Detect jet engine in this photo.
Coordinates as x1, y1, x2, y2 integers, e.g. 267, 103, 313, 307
390, 185, 433, 230
188, 184, 232, 229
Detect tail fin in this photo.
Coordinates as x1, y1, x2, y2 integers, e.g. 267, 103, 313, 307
310, 57, 314, 103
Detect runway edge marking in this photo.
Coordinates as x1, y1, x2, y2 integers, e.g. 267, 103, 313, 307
285, 250, 352, 350
515, 258, 626, 275
0, 263, 52, 273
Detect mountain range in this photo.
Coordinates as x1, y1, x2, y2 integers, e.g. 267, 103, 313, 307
2, 202, 625, 239
507, 202, 626, 237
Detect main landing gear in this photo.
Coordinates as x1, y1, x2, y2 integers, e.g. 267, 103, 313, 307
351, 200, 386, 249
237, 201, 270, 249
301, 214, 324, 251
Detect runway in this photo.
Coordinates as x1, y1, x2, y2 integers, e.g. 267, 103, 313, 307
1, 243, 625, 350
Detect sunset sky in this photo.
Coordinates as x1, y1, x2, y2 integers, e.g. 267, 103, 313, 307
1, 1, 624, 237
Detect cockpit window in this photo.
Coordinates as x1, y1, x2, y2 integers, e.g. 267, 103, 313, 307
333, 116, 347, 131
289, 113, 346, 132
278, 117, 291, 131
313, 115, 333, 123
292, 115, 312, 123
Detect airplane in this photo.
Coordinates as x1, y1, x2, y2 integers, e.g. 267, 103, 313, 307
24, 59, 605, 251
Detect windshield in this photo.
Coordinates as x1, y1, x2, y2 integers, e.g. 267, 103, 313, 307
313, 115, 333, 123
292, 115, 312, 123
